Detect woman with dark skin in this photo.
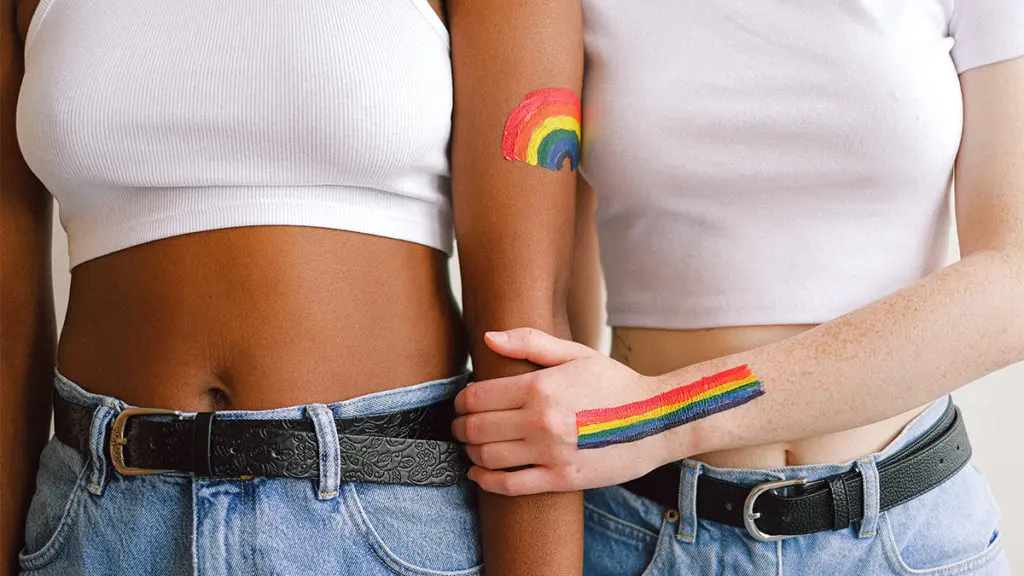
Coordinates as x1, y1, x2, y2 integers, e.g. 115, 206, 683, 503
1, 0, 583, 573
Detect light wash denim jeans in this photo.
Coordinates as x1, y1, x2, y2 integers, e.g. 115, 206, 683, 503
584, 397, 1009, 575
19, 371, 482, 576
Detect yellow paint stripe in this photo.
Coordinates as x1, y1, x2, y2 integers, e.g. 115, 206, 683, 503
577, 375, 759, 435
526, 116, 582, 165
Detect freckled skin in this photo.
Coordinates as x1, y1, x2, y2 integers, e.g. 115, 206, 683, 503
547, 60, 1024, 483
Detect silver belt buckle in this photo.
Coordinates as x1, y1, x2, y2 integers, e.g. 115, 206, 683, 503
743, 477, 807, 542
109, 407, 183, 475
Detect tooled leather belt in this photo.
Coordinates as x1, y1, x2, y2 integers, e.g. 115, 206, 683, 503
620, 401, 971, 541
53, 393, 464, 486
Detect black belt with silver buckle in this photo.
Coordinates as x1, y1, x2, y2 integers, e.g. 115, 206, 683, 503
53, 392, 465, 486
620, 402, 970, 541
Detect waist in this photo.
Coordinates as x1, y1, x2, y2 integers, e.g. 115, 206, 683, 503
58, 227, 466, 411
611, 325, 927, 467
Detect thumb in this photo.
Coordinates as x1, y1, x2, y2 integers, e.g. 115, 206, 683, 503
484, 328, 598, 367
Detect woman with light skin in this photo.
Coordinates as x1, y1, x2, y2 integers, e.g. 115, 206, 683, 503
453, 2, 1023, 573
2, 0, 583, 573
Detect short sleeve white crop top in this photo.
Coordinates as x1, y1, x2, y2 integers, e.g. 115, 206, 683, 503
17, 0, 453, 268
581, 0, 1024, 329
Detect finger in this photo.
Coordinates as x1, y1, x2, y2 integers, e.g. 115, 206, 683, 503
464, 441, 538, 470
485, 327, 598, 367
452, 411, 530, 444
454, 375, 531, 414
466, 465, 567, 496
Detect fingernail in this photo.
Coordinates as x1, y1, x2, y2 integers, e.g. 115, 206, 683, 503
486, 331, 508, 344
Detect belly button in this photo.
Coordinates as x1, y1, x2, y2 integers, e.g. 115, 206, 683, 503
205, 387, 232, 410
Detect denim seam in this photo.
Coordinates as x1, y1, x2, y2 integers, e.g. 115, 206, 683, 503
16, 458, 90, 570
878, 515, 1005, 575
583, 502, 660, 541
341, 484, 482, 576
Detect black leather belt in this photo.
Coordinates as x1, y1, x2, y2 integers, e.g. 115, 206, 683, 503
621, 402, 970, 541
53, 393, 465, 486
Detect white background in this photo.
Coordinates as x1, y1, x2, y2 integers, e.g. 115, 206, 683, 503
51, 217, 1022, 570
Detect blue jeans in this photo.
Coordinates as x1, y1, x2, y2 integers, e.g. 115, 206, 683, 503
584, 397, 1009, 575
19, 371, 482, 575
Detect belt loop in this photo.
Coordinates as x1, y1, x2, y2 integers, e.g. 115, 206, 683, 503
676, 461, 702, 543
856, 456, 881, 538
192, 412, 215, 476
87, 404, 117, 495
307, 404, 340, 500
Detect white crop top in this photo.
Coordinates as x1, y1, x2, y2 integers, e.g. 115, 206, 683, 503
581, 0, 1024, 330
17, 0, 453, 268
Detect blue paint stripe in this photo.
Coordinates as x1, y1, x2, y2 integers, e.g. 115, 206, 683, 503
577, 387, 765, 449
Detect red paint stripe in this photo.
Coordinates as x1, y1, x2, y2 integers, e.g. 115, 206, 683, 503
512, 101, 582, 160
576, 366, 752, 425
501, 89, 581, 160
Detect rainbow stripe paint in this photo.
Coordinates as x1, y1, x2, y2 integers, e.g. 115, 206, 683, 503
501, 88, 582, 172
576, 365, 765, 449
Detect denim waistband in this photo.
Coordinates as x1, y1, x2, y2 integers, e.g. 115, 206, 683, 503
53, 368, 470, 496
671, 396, 953, 542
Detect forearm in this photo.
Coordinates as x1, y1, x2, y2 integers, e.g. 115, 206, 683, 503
656, 248, 1024, 461
566, 179, 604, 350
467, 304, 581, 575
448, 0, 584, 570
458, 203, 582, 576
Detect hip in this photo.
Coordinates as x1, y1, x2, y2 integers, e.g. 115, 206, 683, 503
19, 371, 482, 575
583, 397, 1007, 575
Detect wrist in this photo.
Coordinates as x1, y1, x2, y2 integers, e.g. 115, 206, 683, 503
640, 373, 713, 466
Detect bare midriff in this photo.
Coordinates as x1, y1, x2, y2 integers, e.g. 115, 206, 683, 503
611, 325, 926, 468
58, 227, 466, 412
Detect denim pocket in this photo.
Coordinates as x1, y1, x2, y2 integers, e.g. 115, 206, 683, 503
879, 464, 1008, 575
342, 480, 482, 576
583, 487, 664, 576
18, 439, 90, 571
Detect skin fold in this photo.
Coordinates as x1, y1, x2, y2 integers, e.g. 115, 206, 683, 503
451, 57, 1024, 497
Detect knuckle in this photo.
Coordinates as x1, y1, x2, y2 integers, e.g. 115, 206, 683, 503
555, 463, 583, 490
463, 415, 483, 444
528, 375, 553, 403
461, 386, 479, 412
537, 408, 569, 437
496, 475, 517, 496
478, 445, 498, 469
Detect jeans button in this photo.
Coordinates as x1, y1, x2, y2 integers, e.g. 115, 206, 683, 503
665, 509, 680, 523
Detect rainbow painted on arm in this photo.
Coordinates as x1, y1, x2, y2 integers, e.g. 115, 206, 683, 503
501, 88, 582, 172
576, 365, 765, 449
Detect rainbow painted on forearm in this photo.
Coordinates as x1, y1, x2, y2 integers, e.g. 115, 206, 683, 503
576, 365, 765, 449
502, 88, 581, 172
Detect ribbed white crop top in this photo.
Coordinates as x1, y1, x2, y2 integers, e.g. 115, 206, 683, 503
17, 0, 453, 268
581, 0, 1024, 330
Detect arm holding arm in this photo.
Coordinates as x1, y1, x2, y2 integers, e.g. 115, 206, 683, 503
447, 0, 584, 571
453, 57, 1024, 495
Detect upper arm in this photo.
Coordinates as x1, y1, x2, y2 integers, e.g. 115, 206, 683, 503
2, 0, 52, 295
954, 57, 1024, 258
2, 2, 55, 570
447, 0, 583, 336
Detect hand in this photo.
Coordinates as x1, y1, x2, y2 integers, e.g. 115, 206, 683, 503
453, 328, 682, 496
